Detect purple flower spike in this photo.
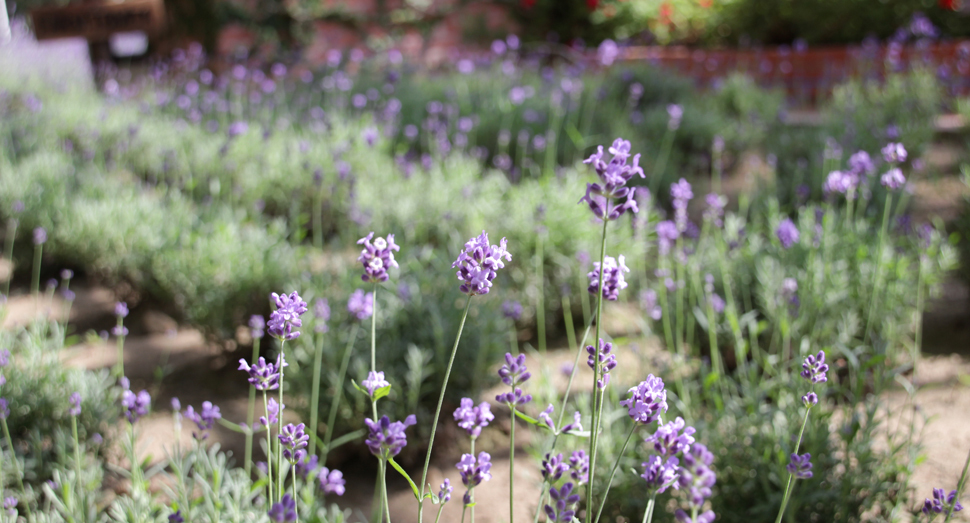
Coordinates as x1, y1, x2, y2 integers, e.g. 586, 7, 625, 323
569, 451, 589, 484
502, 300, 523, 320
703, 193, 726, 227
0, 350, 9, 368
561, 411, 584, 434
238, 355, 285, 391
437, 478, 453, 503
357, 232, 400, 283
776, 219, 800, 249
679, 443, 716, 509
786, 452, 813, 479
33, 227, 47, 245
802, 392, 818, 407
587, 255, 630, 301
538, 404, 555, 431
115, 302, 129, 318
347, 289, 374, 320
641, 455, 681, 493
168, 511, 184, 523
495, 387, 532, 407
657, 221, 680, 255
670, 178, 693, 232
184, 401, 221, 441
667, 104, 684, 131
709, 293, 725, 314
544, 482, 581, 522
586, 339, 617, 389
297, 455, 320, 480
267, 494, 297, 522
848, 151, 875, 176
268, 291, 308, 341
498, 353, 531, 386
362, 371, 390, 397
800, 351, 828, 383
364, 414, 417, 458
542, 453, 570, 481
452, 231, 512, 296
120, 383, 151, 424
882, 142, 908, 164
260, 398, 284, 427
278, 423, 310, 463
319, 467, 346, 496
249, 315, 265, 339
453, 398, 494, 438
580, 138, 645, 221
69, 392, 82, 417
922, 488, 963, 515
621, 375, 668, 425
880, 167, 906, 190
313, 298, 330, 334
647, 417, 696, 457
0, 398, 8, 420
457, 451, 493, 489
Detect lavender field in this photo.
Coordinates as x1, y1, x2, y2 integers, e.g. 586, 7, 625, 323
1, 8, 969, 523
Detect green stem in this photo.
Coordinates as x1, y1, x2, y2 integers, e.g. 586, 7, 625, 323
587, 213, 610, 523
1, 418, 28, 519
944, 447, 970, 522
31, 243, 42, 295
264, 391, 273, 505
322, 323, 360, 464
536, 233, 546, 354
245, 337, 261, 478
371, 283, 378, 373
72, 415, 83, 500
382, 460, 392, 523
864, 193, 893, 344
470, 438, 476, 523
292, 467, 299, 523
129, 421, 141, 496
313, 189, 323, 250
435, 501, 447, 523
640, 492, 657, 523
277, 339, 286, 503
510, 402, 516, 523
309, 331, 325, 456
114, 317, 125, 378
773, 401, 814, 523
3, 219, 16, 297
593, 423, 638, 523
418, 295, 473, 523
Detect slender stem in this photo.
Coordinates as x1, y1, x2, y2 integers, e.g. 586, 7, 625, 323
264, 391, 273, 505
72, 415, 83, 498
435, 502, 447, 523
510, 402, 516, 523
31, 243, 42, 295
418, 295, 473, 523
277, 339, 286, 503
594, 423, 638, 523
3, 219, 16, 297
470, 438, 476, 523
245, 337, 261, 478
114, 316, 126, 378
536, 233, 546, 354
864, 193, 893, 344
371, 283, 378, 373
773, 401, 814, 523
309, 331, 325, 456
322, 323, 360, 464
381, 460, 392, 523
944, 447, 970, 522
460, 506, 467, 523
129, 421, 140, 495
1, 418, 28, 519
587, 213, 609, 523
292, 467, 299, 523
640, 492, 657, 523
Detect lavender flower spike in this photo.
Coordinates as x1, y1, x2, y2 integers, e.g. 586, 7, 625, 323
786, 452, 813, 479
646, 417, 696, 457
364, 414, 417, 458
184, 401, 221, 441
453, 398, 494, 438
776, 218, 800, 249
544, 482, 581, 522
347, 289, 374, 320
498, 353, 531, 386
69, 392, 82, 417
357, 232, 400, 283
800, 350, 828, 383
238, 355, 285, 390
120, 384, 151, 423
570, 451, 590, 484
362, 371, 390, 397
880, 167, 906, 190
268, 494, 297, 522
882, 142, 907, 164
452, 231, 512, 296
542, 453, 570, 481
278, 423, 310, 463
587, 255, 630, 301
437, 478, 453, 503
621, 375, 668, 425
641, 455, 680, 493
586, 339, 617, 389
580, 138, 645, 220
319, 468, 346, 496
922, 488, 963, 515
268, 291, 309, 341
249, 315, 265, 339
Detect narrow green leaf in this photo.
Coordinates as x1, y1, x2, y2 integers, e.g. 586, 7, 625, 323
388, 458, 421, 500
373, 384, 392, 401
514, 410, 541, 426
